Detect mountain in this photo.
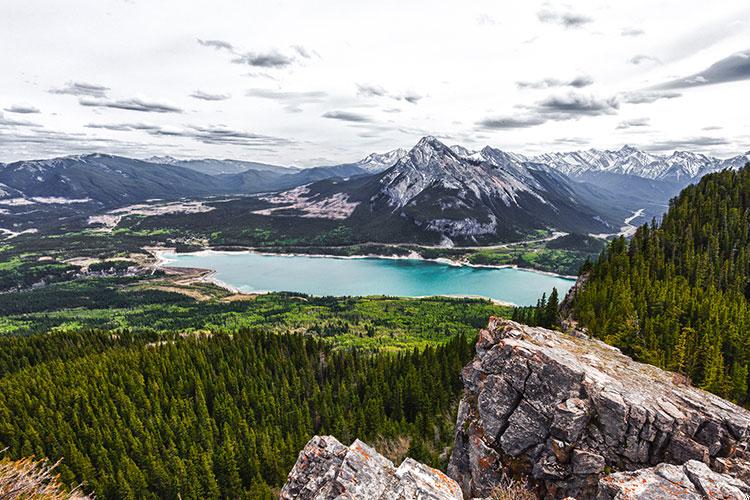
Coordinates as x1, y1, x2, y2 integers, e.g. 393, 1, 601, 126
355, 148, 408, 173
145, 156, 299, 176
0, 154, 230, 206
530, 145, 746, 184
295, 136, 620, 244
0, 154, 367, 208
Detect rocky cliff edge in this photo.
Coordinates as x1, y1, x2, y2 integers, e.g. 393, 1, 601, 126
448, 317, 750, 499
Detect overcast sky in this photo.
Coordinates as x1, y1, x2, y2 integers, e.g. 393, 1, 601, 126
1, 0, 749, 165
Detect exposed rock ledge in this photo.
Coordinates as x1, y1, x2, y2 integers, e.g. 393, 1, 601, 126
280, 435, 462, 499
448, 318, 750, 499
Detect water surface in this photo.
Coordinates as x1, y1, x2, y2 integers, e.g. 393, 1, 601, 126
161, 251, 575, 306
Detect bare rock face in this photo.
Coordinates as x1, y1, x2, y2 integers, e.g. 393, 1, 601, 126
448, 318, 750, 499
597, 460, 750, 499
280, 435, 463, 499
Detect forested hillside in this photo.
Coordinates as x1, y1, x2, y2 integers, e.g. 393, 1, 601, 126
0, 287, 502, 499
573, 165, 750, 404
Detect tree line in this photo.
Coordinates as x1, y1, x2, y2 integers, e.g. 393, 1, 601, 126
573, 165, 750, 405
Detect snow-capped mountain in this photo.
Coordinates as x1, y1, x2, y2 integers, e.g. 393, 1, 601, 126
295, 136, 621, 244
528, 146, 742, 183
354, 148, 408, 173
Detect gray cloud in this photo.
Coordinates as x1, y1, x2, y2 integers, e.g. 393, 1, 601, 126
198, 38, 305, 69
621, 27, 645, 36
653, 49, 750, 90
516, 75, 593, 89
357, 84, 388, 98
0, 112, 38, 128
357, 84, 423, 104
4, 105, 40, 114
702, 125, 723, 131
232, 50, 294, 68
322, 110, 371, 122
246, 88, 327, 103
478, 116, 547, 129
537, 6, 592, 28
148, 124, 291, 148
49, 81, 110, 98
292, 45, 313, 59
479, 91, 618, 130
643, 136, 731, 152
535, 93, 619, 116
197, 38, 234, 51
616, 118, 650, 129
85, 122, 161, 131
79, 97, 183, 113
620, 90, 681, 104
190, 90, 231, 101
629, 54, 661, 65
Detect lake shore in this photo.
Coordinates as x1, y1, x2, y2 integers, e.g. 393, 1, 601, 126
149, 247, 575, 306
151, 246, 578, 280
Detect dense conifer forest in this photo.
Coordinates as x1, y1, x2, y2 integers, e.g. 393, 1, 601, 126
0, 288, 502, 498
573, 165, 750, 404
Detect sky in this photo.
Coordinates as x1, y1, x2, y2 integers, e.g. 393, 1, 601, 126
1, 0, 749, 165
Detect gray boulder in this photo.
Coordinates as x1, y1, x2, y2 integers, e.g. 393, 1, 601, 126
280, 435, 462, 499
598, 460, 750, 499
448, 318, 750, 499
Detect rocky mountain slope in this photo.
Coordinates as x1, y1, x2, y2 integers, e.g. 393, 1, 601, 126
281, 435, 462, 499
448, 318, 750, 499
292, 136, 621, 244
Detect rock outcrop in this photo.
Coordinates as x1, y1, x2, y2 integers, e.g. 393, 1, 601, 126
448, 318, 750, 499
597, 459, 750, 499
280, 435, 462, 499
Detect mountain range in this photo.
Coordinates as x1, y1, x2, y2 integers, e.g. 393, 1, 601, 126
0, 138, 747, 243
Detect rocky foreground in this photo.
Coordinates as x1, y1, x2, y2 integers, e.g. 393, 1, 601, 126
280, 435, 462, 499
449, 318, 750, 499
282, 318, 750, 499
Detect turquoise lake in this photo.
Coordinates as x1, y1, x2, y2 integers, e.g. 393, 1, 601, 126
160, 251, 575, 306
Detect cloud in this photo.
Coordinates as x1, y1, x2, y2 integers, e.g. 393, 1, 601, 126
198, 38, 304, 69
356, 84, 423, 104
653, 49, 750, 90
197, 38, 234, 51
480, 91, 618, 130
322, 110, 371, 122
0, 112, 38, 128
79, 97, 183, 113
357, 84, 388, 98
4, 105, 40, 114
616, 118, 650, 129
292, 45, 313, 59
643, 136, 731, 152
49, 81, 110, 98
516, 75, 593, 89
146, 124, 291, 148
85, 122, 161, 131
537, 5, 592, 28
534, 92, 619, 116
232, 50, 294, 68
620, 90, 681, 104
478, 116, 547, 129
621, 27, 645, 36
246, 88, 327, 102
702, 125, 723, 131
629, 54, 661, 65
476, 14, 498, 26
190, 90, 231, 101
